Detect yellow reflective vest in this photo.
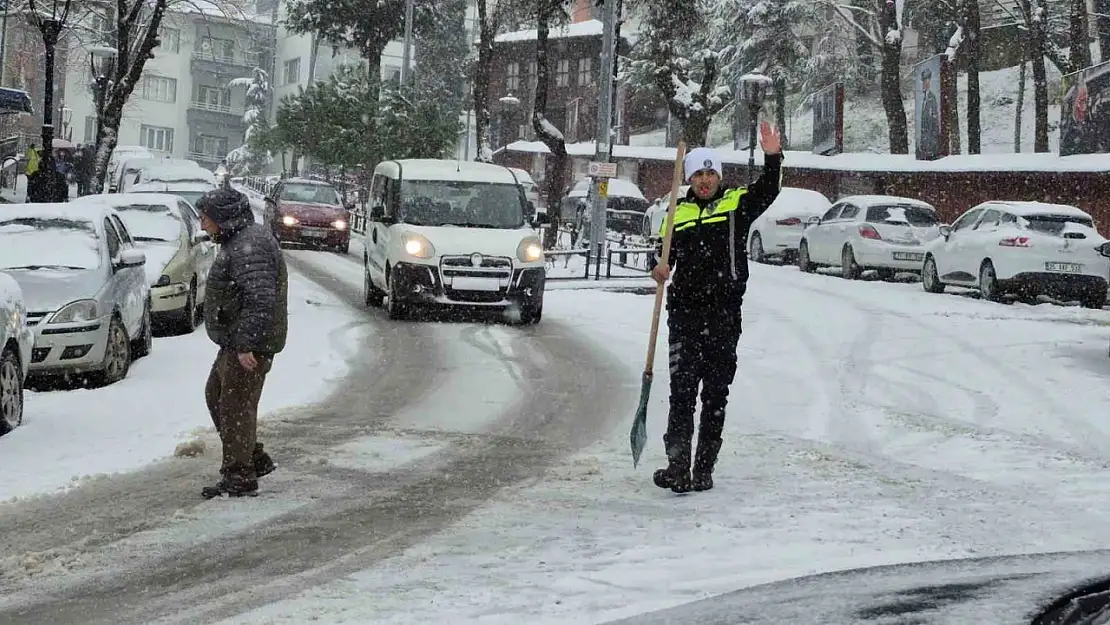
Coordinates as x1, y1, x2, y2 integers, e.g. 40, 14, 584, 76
660, 188, 748, 238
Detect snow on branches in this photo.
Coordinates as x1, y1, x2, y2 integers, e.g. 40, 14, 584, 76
226, 68, 272, 176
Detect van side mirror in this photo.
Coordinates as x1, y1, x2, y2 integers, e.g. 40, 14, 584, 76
369, 203, 385, 221
938, 224, 953, 238
532, 211, 549, 227
116, 248, 146, 269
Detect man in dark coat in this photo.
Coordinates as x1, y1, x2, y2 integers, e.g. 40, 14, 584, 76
649, 121, 782, 493
918, 67, 940, 159
196, 187, 289, 498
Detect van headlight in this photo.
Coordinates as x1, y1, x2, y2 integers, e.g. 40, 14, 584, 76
402, 232, 436, 259
50, 299, 99, 324
517, 236, 544, 263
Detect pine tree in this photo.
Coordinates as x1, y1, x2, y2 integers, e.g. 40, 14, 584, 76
227, 68, 273, 176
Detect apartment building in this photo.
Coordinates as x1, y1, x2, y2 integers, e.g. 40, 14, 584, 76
62, 5, 275, 169
0, 19, 70, 157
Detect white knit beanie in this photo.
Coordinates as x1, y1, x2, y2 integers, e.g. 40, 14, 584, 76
683, 147, 723, 182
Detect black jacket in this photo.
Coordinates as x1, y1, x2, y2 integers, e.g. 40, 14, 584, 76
199, 190, 288, 355
663, 153, 783, 315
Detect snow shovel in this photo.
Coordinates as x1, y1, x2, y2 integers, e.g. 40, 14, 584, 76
631, 140, 687, 468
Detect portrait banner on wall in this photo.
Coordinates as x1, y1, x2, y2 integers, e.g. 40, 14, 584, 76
811, 82, 844, 156
913, 54, 947, 161
1060, 60, 1110, 156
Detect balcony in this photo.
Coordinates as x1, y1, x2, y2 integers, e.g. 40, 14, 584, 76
187, 100, 245, 127
190, 49, 261, 76
188, 151, 225, 166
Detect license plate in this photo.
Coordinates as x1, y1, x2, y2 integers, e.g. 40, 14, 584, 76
1046, 262, 1083, 273
892, 252, 924, 261
300, 228, 328, 238
451, 277, 501, 291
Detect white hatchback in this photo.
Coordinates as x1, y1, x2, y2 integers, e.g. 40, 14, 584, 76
922, 201, 1110, 308
748, 187, 832, 263
798, 195, 942, 279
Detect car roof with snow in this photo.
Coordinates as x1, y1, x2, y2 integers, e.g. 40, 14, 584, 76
140, 165, 215, 185
375, 159, 525, 185
73, 193, 181, 209
0, 202, 116, 225
765, 187, 831, 213
976, 200, 1091, 218
840, 195, 936, 210
129, 181, 214, 193
509, 168, 535, 183
280, 177, 335, 186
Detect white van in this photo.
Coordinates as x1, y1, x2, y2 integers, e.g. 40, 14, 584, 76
509, 167, 544, 216
362, 159, 548, 323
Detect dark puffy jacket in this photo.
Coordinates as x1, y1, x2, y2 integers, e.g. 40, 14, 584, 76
199, 188, 288, 355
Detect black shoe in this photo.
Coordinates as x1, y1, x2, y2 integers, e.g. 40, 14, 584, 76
692, 438, 722, 492
653, 466, 692, 493
254, 452, 275, 478
201, 478, 258, 499
691, 472, 714, 491
655, 432, 693, 493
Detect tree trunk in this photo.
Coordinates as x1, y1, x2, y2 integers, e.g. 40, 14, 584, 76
474, 0, 494, 161
879, 6, 909, 154
944, 59, 961, 154
774, 78, 787, 149
1069, 0, 1092, 71
1014, 59, 1026, 152
964, 0, 982, 153
1030, 0, 1050, 152
532, 0, 569, 249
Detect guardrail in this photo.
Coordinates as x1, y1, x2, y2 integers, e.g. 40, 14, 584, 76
188, 101, 243, 115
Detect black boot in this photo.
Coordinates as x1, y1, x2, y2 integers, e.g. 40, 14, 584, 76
692, 438, 722, 492
201, 477, 259, 499
254, 443, 275, 478
653, 433, 692, 494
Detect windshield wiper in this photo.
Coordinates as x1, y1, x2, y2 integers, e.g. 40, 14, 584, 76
133, 236, 174, 242
3, 264, 86, 271
444, 222, 500, 229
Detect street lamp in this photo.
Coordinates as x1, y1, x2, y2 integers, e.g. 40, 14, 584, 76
28, 0, 72, 202
738, 72, 773, 185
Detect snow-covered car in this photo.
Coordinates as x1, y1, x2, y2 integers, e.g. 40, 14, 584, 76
126, 161, 214, 193
263, 178, 353, 253
798, 195, 942, 279
0, 271, 33, 436
362, 159, 548, 323
922, 201, 1110, 308
0, 202, 151, 385
747, 187, 832, 263
128, 179, 216, 208
563, 177, 649, 238
105, 146, 153, 192
73, 193, 215, 333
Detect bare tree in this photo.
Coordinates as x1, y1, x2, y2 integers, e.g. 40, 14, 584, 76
531, 0, 569, 249
474, 0, 495, 162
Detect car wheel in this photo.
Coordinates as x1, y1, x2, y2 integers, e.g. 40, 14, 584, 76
922, 255, 946, 293
386, 271, 407, 320
132, 300, 153, 359
0, 345, 22, 435
520, 297, 543, 324
175, 282, 199, 334
841, 246, 862, 280
1080, 287, 1107, 309
978, 260, 1003, 302
94, 315, 132, 386
364, 262, 385, 307
749, 233, 766, 263
798, 241, 815, 273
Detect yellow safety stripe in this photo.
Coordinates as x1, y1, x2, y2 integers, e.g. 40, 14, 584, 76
662, 188, 747, 237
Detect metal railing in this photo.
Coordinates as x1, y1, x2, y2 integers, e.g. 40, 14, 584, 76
188, 151, 225, 163
191, 50, 260, 66
189, 100, 243, 115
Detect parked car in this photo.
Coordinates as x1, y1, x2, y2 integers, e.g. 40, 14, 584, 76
0, 271, 34, 435
798, 195, 942, 279
748, 187, 833, 263
263, 178, 353, 253
104, 146, 153, 192
73, 193, 216, 333
922, 201, 1110, 308
0, 202, 151, 386
128, 179, 216, 208
564, 177, 650, 239
124, 161, 213, 193
362, 158, 548, 323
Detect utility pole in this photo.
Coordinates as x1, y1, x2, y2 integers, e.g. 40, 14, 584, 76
588, 0, 618, 279
400, 0, 415, 86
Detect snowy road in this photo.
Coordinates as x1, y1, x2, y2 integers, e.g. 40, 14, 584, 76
0, 248, 627, 624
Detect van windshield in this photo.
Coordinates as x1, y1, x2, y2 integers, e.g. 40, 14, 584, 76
399, 180, 525, 229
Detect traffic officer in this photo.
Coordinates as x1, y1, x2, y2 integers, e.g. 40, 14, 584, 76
650, 121, 783, 493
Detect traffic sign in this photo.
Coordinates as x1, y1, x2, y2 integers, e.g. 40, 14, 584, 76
598, 181, 609, 197
587, 161, 618, 178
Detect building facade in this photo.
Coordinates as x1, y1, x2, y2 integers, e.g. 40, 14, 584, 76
0, 19, 70, 156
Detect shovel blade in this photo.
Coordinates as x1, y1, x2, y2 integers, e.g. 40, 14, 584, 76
630, 372, 652, 467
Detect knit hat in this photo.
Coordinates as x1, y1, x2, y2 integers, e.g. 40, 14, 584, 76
683, 147, 723, 182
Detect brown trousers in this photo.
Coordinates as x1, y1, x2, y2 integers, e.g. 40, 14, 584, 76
205, 348, 273, 482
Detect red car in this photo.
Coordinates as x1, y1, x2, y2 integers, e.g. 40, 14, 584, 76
264, 178, 353, 253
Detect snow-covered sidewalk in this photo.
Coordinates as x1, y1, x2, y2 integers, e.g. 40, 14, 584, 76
0, 273, 365, 502
222, 262, 1110, 624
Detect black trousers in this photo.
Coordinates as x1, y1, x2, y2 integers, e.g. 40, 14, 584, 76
664, 309, 742, 463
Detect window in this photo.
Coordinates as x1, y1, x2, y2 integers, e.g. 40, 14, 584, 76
192, 135, 228, 157
555, 59, 569, 87
103, 218, 121, 259
383, 65, 401, 85
283, 58, 301, 85
84, 115, 96, 143
196, 85, 230, 109
577, 57, 592, 86
506, 62, 520, 91
158, 27, 180, 53
518, 123, 528, 139
110, 215, 133, 244
865, 205, 939, 226
820, 206, 842, 221
141, 75, 177, 102
974, 209, 1001, 229
140, 125, 174, 153
199, 36, 234, 62
952, 208, 983, 231
528, 61, 537, 88
839, 204, 860, 219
